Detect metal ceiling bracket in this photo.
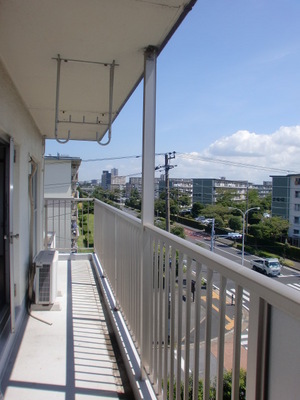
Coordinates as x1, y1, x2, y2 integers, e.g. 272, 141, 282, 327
54, 54, 71, 144
53, 54, 117, 145
96, 60, 115, 146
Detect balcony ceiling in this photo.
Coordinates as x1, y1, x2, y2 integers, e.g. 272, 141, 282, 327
0, 0, 196, 143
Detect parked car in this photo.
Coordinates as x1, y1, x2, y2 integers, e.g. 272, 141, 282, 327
227, 232, 242, 240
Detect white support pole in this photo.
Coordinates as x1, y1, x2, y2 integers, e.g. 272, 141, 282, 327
141, 46, 157, 374
142, 46, 157, 226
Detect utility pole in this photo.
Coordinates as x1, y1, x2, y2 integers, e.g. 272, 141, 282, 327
155, 151, 176, 232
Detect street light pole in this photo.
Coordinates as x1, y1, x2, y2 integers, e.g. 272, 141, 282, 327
229, 206, 260, 266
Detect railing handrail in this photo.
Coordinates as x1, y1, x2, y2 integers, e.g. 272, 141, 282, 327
94, 198, 142, 227
44, 197, 94, 202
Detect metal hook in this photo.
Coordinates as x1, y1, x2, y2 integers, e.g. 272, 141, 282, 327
96, 60, 115, 146
55, 130, 71, 144
96, 131, 111, 146
54, 54, 71, 144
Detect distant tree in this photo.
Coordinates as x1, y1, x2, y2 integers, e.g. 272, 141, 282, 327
154, 198, 166, 217
249, 216, 289, 241
170, 189, 191, 209
202, 204, 228, 227
228, 215, 242, 231
247, 189, 260, 207
191, 202, 204, 218
171, 225, 185, 239
125, 188, 141, 210
92, 186, 108, 202
216, 189, 237, 207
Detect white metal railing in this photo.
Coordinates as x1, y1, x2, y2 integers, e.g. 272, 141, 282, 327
93, 199, 300, 399
44, 197, 94, 252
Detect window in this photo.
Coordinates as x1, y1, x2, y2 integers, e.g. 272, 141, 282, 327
295, 204, 300, 211
294, 216, 300, 224
293, 229, 300, 235
295, 191, 300, 198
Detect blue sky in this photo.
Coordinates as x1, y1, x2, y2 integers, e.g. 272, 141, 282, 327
46, 0, 300, 184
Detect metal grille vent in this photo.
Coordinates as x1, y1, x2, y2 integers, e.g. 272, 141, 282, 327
38, 264, 51, 303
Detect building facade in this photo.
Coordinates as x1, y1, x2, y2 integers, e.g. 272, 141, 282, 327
271, 174, 300, 247
193, 178, 272, 206
44, 155, 81, 251
192, 178, 249, 205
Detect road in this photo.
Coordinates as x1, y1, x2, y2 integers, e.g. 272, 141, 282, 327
184, 227, 300, 294
183, 226, 300, 356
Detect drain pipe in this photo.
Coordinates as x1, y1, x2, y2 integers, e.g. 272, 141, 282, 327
28, 157, 37, 305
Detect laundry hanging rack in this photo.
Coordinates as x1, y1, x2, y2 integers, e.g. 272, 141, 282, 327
53, 54, 118, 145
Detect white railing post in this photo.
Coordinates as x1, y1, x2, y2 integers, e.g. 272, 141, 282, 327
141, 45, 157, 374
246, 293, 269, 399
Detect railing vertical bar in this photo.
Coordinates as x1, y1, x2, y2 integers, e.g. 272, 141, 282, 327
157, 239, 164, 395
149, 234, 154, 376
64, 200, 67, 250
204, 268, 213, 400
44, 200, 48, 249
131, 224, 134, 335
176, 253, 184, 400
163, 244, 170, 400
184, 257, 192, 400
193, 261, 202, 400
137, 225, 142, 348
153, 238, 159, 383
216, 275, 227, 400
232, 284, 243, 399
87, 199, 90, 248
57, 199, 60, 250
169, 247, 176, 400
247, 293, 269, 400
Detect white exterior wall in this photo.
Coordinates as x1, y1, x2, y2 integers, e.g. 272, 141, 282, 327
44, 160, 72, 198
0, 60, 44, 308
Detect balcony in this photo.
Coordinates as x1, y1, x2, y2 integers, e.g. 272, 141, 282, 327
2, 198, 300, 399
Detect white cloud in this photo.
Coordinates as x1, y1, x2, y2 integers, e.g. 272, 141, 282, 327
78, 125, 300, 184
171, 125, 300, 183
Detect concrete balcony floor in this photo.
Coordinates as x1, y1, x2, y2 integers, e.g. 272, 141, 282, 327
1, 258, 134, 399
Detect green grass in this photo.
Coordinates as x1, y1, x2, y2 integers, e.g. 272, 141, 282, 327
77, 213, 94, 251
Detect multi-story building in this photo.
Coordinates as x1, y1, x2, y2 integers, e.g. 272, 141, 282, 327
193, 178, 272, 205
192, 177, 249, 205
271, 174, 300, 247
110, 175, 126, 193
126, 176, 160, 199
44, 155, 81, 251
251, 181, 272, 198
159, 177, 193, 206
101, 170, 111, 190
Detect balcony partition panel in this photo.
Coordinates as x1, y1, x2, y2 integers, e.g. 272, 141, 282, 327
44, 198, 94, 253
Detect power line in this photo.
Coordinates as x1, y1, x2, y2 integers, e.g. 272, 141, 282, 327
81, 153, 165, 162
176, 152, 298, 174
81, 151, 298, 175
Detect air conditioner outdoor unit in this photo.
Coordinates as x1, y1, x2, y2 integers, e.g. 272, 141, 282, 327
34, 250, 58, 305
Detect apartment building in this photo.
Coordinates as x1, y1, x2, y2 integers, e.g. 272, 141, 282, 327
44, 155, 81, 251
192, 177, 271, 205
192, 177, 249, 205
159, 177, 193, 206
126, 176, 160, 199
271, 174, 300, 247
